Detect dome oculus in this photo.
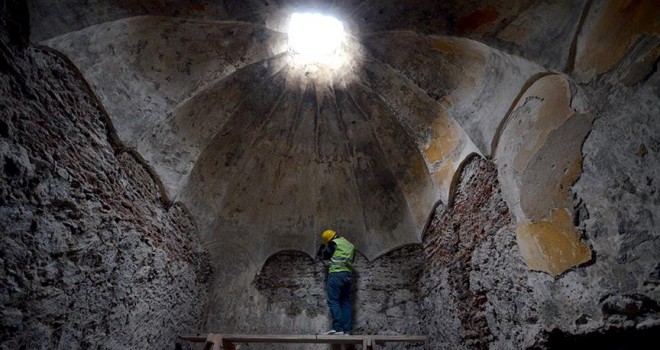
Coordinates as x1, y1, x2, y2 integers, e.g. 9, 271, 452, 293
287, 13, 346, 66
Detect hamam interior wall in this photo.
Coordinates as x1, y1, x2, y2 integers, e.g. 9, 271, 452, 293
1, 0, 658, 349
0, 4, 211, 348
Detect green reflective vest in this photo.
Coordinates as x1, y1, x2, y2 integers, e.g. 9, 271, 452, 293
329, 237, 355, 273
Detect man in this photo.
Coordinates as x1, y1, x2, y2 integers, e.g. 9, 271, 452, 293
317, 229, 355, 335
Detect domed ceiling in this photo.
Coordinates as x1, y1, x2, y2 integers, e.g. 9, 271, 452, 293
29, 0, 659, 277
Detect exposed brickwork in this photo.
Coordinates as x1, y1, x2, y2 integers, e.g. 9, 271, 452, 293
254, 245, 423, 349
0, 13, 211, 349
420, 156, 511, 349
254, 251, 326, 318
353, 244, 423, 344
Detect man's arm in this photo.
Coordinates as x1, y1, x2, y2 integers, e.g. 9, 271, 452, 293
316, 244, 324, 259
316, 241, 336, 261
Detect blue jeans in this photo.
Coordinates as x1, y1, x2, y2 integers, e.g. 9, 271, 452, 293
327, 271, 352, 333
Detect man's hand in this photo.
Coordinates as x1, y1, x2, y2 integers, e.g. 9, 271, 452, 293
315, 244, 325, 260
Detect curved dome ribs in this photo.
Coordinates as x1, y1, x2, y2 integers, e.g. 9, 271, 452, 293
139, 54, 291, 201
180, 72, 430, 264
362, 31, 545, 157
329, 85, 419, 259
44, 16, 290, 200
312, 84, 370, 256
40, 15, 548, 262
354, 58, 478, 206
45, 17, 287, 147
204, 76, 317, 263
344, 81, 437, 237
202, 80, 318, 269
35, 1, 622, 272
180, 66, 291, 241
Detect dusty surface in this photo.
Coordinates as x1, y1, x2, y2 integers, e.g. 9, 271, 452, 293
3, 0, 659, 348
421, 152, 660, 349
0, 8, 211, 349
421, 157, 511, 349
208, 246, 423, 350
495, 74, 593, 276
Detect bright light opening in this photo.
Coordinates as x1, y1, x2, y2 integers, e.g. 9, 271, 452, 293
287, 13, 346, 66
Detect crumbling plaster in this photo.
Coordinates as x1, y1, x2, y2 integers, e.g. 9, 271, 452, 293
0, 10, 212, 347
3, 0, 658, 348
30, 0, 658, 299
495, 74, 593, 276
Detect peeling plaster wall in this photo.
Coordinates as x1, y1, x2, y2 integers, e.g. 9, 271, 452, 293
420, 157, 511, 349
495, 74, 594, 276
5, 0, 660, 348
419, 70, 660, 347
0, 7, 211, 349
363, 32, 544, 158
420, 150, 660, 349
572, 0, 659, 83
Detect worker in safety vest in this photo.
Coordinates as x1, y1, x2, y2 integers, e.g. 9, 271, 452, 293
317, 229, 355, 335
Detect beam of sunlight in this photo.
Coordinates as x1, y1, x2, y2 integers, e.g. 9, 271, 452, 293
287, 12, 347, 67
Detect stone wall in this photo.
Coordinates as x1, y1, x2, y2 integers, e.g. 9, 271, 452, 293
3, 1, 658, 349
419, 67, 660, 349
223, 245, 424, 350
420, 156, 512, 349
557, 58, 660, 346
0, 5, 211, 349
352, 244, 423, 342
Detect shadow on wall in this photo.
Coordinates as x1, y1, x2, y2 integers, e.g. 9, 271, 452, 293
541, 326, 660, 349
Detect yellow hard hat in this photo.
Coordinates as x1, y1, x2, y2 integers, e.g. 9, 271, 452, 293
321, 229, 336, 245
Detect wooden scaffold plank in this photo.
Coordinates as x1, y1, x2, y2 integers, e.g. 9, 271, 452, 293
181, 333, 426, 349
